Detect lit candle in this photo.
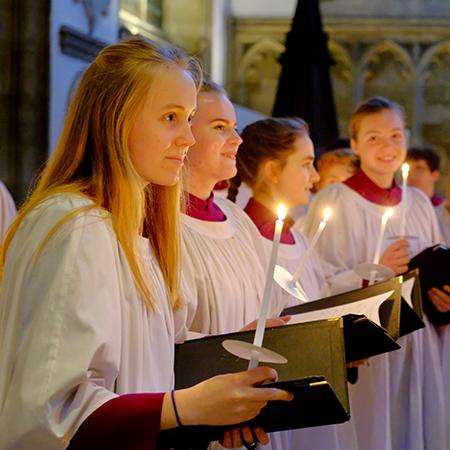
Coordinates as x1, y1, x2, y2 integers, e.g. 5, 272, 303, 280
399, 163, 409, 238
369, 207, 394, 285
373, 207, 394, 264
248, 203, 286, 369
290, 207, 332, 284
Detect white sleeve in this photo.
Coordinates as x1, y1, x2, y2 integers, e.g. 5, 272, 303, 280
0, 204, 122, 450
303, 187, 362, 294
0, 181, 16, 240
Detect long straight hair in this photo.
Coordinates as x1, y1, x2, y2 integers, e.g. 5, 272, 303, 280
1, 38, 202, 310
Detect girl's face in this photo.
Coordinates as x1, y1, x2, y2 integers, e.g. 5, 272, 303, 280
351, 109, 406, 180
188, 91, 242, 186
128, 66, 197, 186
268, 134, 319, 208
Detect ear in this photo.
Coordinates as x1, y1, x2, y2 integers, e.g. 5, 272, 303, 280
261, 159, 281, 185
350, 138, 359, 156
431, 170, 440, 182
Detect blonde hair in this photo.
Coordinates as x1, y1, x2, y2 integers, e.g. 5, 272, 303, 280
1, 37, 202, 310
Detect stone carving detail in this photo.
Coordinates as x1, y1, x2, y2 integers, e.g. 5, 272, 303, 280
420, 42, 450, 162
361, 41, 413, 126
236, 39, 284, 116
74, 0, 111, 35
329, 40, 353, 136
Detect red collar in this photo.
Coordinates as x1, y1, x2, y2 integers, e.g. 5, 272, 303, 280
431, 194, 444, 207
344, 169, 402, 206
244, 198, 295, 244
185, 192, 226, 222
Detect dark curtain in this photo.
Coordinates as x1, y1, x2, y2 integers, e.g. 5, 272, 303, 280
272, 0, 339, 153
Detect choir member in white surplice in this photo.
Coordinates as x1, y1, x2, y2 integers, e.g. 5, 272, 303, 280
303, 97, 448, 450
179, 82, 296, 450
0, 40, 292, 450
228, 116, 359, 450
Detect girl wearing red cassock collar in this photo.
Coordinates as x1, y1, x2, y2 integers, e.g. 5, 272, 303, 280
304, 97, 447, 450
0, 39, 292, 450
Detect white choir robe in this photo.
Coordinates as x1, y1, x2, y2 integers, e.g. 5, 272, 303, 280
435, 202, 450, 450
0, 194, 176, 450
179, 197, 296, 450
435, 202, 450, 246
0, 181, 16, 240
303, 183, 448, 450
257, 228, 359, 450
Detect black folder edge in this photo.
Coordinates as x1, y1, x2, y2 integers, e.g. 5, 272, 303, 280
158, 377, 348, 448
282, 276, 402, 338
398, 269, 425, 337
160, 319, 350, 447
408, 244, 450, 325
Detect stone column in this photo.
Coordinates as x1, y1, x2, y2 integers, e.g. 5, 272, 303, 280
0, 0, 50, 203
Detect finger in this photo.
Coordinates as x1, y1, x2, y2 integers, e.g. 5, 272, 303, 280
280, 315, 291, 323
429, 291, 450, 312
247, 386, 294, 402
239, 366, 279, 385
253, 427, 269, 445
221, 430, 233, 449
232, 427, 242, 448
240, 425, 254, 446
265, 317, 289, 328
443, 285, 450, 294
394, 264, 409, 275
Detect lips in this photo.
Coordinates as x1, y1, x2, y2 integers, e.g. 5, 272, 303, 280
222, 152, 237, 160
166, 154, 186, 166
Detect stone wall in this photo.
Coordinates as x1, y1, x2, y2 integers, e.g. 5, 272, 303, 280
228, 16, 450, 169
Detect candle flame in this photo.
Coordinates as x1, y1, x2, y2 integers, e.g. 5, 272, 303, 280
384, 207, 394, 219
401, 163, 410, 176
277, 204, 287, 220
322, 206, 332, 222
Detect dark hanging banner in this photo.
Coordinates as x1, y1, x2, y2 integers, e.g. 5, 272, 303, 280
272, 0, 339, 153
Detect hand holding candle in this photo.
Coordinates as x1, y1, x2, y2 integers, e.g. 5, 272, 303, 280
399, 163, 409, 238
290, 206, 332, 284
248, 203, 286, 369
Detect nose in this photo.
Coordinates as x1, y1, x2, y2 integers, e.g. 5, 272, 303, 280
310, 165, 320, 184
176, 123, 196, 148
230, 129, 243, 145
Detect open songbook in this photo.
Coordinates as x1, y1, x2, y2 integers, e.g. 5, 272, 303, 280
281, 277, 403, 362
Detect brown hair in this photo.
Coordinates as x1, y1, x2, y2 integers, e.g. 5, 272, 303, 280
228, 117, 309, 202
349, 96, 406, 140
1, 37, 202, 311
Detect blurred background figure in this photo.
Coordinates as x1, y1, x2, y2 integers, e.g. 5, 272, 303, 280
314, 138, 359, 192
435, 173, 450, 245
0, 181, 16, 241
406, 146, 443, 207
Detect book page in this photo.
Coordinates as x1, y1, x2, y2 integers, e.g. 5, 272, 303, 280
401, 277, 415, 308
288, 290, 395, 327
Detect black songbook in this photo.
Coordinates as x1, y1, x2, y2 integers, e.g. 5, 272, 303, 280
398, 269, 425, 336
158, 318, 349, 447
408, 244, 450, 325
281, 277, 402, 362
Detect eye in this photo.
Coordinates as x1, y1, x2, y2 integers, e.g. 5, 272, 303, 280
164, 113, 176, 122
392, 132, 403, 140
214, 124, 226, 131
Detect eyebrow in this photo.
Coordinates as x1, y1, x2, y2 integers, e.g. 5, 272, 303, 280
209, 118, 238, 127
363, 128, 403, 135
158, 104, 190, 111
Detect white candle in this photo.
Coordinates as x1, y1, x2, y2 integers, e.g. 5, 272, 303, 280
399, 163, 409, 238
248, 203, 286, 369
373, 207, 394, 265
291, 207, 332, 284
